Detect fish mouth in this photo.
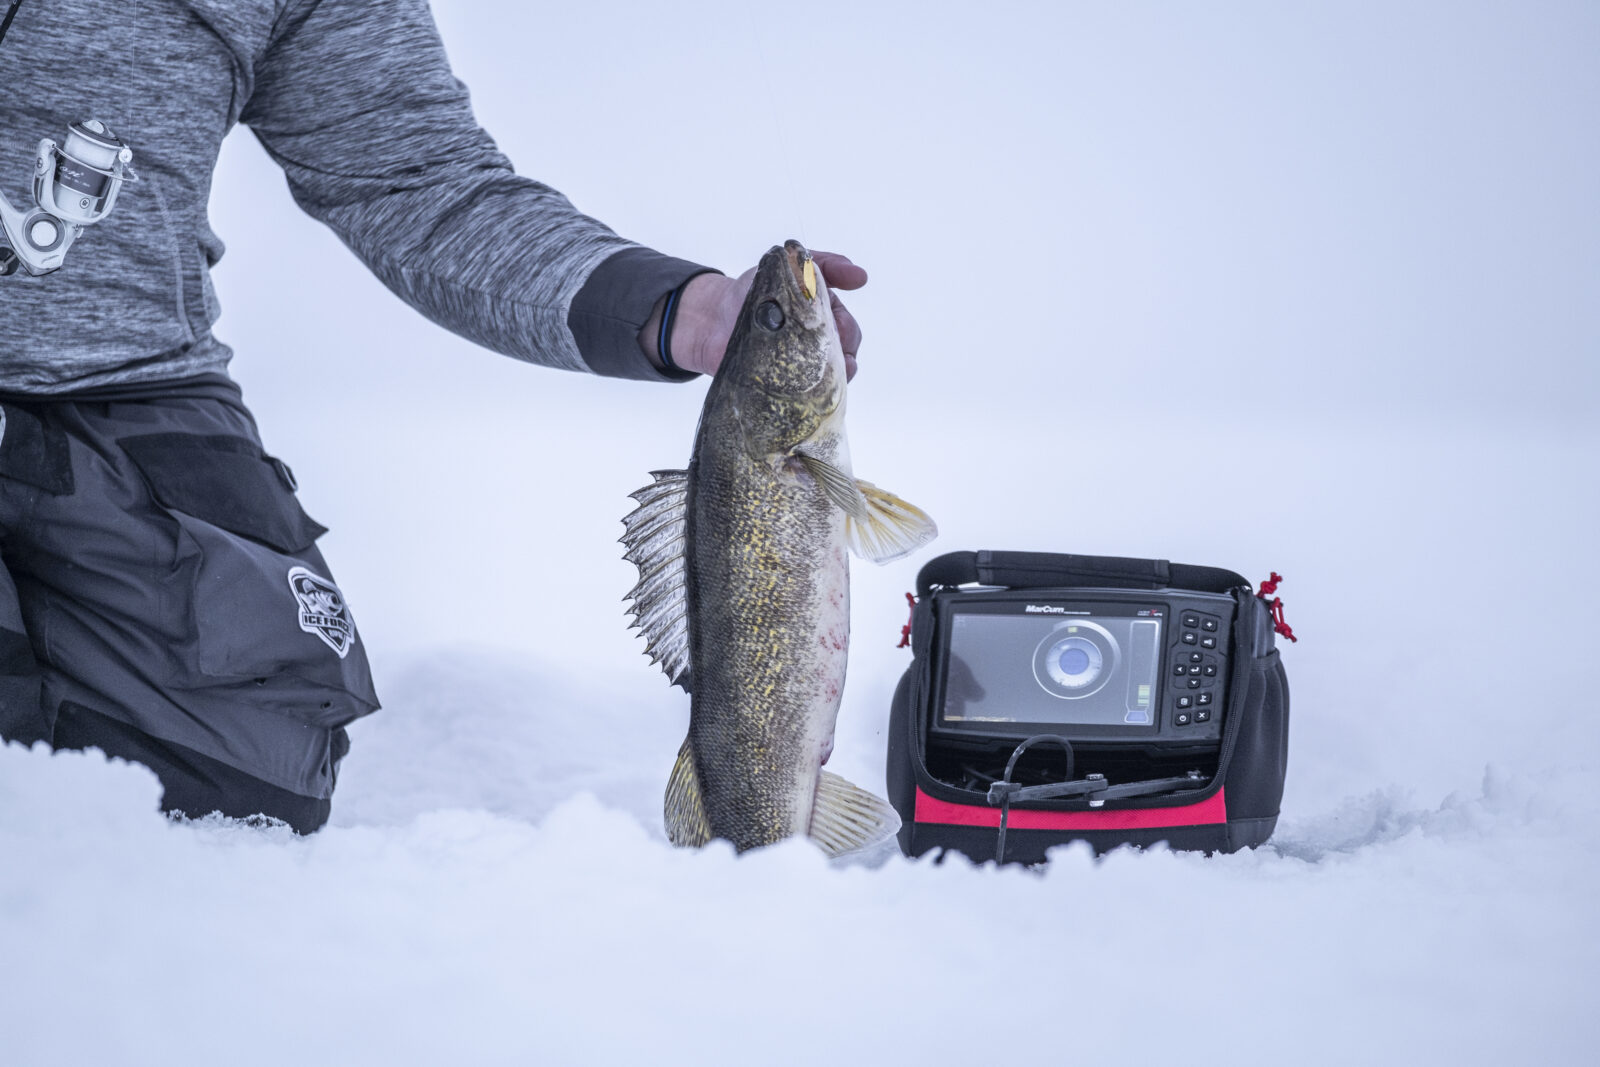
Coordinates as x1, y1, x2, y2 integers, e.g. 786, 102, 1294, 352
759, 240, 821, 312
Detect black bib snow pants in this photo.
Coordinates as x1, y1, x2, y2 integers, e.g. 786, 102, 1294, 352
0, 375, 379, 832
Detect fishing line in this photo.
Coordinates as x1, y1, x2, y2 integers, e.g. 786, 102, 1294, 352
124, 0, 140, 142
742, 0, 812, 242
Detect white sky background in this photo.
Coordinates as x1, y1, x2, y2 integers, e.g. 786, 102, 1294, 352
205, 1, 1600, 811
217, 0, 1600, 423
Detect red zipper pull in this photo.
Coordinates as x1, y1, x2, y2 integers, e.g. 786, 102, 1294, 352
897, 592, 916, 648
1256, 572, 1298, 643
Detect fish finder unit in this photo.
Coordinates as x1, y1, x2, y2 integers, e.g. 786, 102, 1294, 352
934, 590, 1236, 746
887, 551, 1292, 864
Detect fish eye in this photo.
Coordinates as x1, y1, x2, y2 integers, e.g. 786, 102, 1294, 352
756, 301, 785, 331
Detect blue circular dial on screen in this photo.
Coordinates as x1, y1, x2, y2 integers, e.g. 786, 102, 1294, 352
1033, 621, 1119, 699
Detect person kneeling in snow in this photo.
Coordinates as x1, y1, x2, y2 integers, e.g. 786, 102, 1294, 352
0, 0, 863, 832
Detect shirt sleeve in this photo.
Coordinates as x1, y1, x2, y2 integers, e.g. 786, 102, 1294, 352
239, 0, 709, 381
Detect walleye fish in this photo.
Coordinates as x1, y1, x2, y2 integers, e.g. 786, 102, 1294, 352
622, 240, 937, 856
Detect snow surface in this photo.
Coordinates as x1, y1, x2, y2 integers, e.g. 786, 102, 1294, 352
4, 1, 1599, 1063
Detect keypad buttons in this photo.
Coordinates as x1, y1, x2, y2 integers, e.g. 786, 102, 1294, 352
1165, 603, 1230, 729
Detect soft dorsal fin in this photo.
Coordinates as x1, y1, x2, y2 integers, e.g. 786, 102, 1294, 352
664, 737, 712, 847
621, 470, 691, 689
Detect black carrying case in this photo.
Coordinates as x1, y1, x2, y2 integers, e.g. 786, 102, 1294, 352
886, 550, 1291, 863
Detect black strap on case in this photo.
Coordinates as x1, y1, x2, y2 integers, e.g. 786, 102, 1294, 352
916, 550, 1248, 599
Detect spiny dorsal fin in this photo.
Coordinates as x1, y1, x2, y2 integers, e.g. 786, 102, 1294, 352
845, 481, 938, 564
808, 771, 902, 858
621, 470, 691, 688
664, 737, 712, 848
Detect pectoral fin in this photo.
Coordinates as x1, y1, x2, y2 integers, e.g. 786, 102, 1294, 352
794, 449, 871, 522
793, 451, 939, 563
846, 481, 938, 563
808, 771, 903, 858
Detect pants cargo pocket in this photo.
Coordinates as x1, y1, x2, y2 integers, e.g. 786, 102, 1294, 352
0, 402, 75, 496
119, 432, 379, 729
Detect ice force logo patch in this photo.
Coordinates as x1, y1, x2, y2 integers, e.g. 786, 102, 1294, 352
287, 566, 355, 659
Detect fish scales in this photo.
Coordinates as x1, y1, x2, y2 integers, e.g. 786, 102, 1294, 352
688, 413, 849, 849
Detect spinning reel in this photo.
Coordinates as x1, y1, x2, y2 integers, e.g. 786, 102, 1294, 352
0, 118, 137, 277
0, 1, 136, 277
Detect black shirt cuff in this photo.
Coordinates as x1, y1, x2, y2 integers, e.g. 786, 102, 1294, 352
568, 247, 721, 382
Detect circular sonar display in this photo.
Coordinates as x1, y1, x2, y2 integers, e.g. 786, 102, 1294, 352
1057, 645, 1092, 675
1032, 620, 1120, 699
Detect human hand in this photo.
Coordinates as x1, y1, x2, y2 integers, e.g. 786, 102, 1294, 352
648, 251, 868, 380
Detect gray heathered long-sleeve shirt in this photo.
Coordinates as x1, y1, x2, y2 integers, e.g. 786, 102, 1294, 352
0, 0, 707, 392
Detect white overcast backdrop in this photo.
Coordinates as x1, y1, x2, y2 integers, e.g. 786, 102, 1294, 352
5, 2, 1597, 1063
208, 0, 1598, 799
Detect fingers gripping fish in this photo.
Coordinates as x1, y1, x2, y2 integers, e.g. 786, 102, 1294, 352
622, 241, 937, 856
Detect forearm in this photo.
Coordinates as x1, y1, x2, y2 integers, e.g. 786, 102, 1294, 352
308, 172, 631, 373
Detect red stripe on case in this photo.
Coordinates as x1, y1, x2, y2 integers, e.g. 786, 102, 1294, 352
913, 786, 1228, 830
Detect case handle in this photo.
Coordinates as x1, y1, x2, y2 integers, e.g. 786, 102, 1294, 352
916, 550, 1248, 598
